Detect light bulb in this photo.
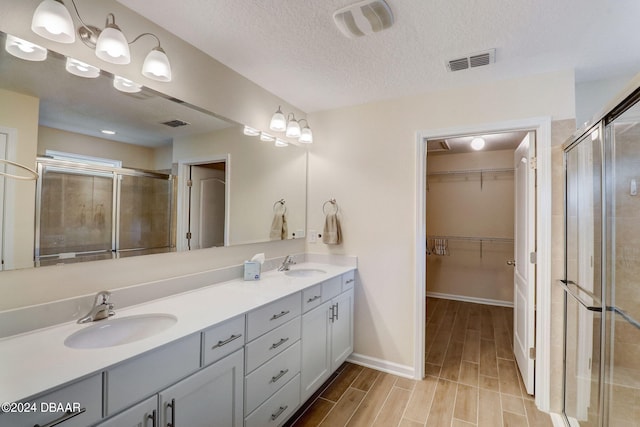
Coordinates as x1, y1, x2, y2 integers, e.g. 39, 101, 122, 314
66, 57, 100, 78
5, 35, 47, 61
299, 126, 313, 143
470, 137, 485, 150
96, 25, 130, 64
285, 119, 301, 138
269, 107, 286, 132
113, 76, 142, 93
31, 0, 75, 44
142, 47, 171, 82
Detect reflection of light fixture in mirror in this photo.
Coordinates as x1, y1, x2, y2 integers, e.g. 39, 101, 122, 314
260, 132, 275, 142
31, 0, 172, 82
31, 0, 75, 43
470, 137, 485, 150
270, 106, 286, 132
5, 34, 47, 61
243, 126, 260, 136
65, 57, 100, 78
275, 138, 288, 147
285, 113, 301, 138
113, 75, 142, 93
298, 119, 313, 144
101, 129, 116, 135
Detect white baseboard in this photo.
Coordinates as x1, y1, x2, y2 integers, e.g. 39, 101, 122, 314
347, 353, 415, 379
426, 291, 514, 308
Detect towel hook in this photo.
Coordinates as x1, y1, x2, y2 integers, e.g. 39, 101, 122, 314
323, 198, 339, 215
273, 199, 286, 214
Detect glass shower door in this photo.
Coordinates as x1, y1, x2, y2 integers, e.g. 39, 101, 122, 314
563, 128, 604, 426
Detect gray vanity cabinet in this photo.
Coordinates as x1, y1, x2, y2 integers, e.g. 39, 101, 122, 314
96, 396, 158, 427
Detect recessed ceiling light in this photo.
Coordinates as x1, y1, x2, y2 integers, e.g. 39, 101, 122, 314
101, 129, 116, 135
470, 137, 485, 150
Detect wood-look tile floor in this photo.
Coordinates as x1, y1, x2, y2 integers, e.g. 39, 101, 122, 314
286, 298, 553, 427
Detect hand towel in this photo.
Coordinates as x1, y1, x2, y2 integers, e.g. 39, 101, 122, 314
322, 212, 342, 245
269, 212, 288, 240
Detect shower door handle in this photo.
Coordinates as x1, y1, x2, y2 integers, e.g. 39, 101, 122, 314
558, 280, 602, 312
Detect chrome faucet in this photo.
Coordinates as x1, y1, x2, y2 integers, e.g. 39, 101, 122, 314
78, 291, 115, 324
277, 255, 296, 271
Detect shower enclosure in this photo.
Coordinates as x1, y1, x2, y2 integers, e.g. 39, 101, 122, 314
562, 85, 640, 426
35, 158, 175, 266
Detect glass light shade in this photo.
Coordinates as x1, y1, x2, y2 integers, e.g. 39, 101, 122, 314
299, 126, 313, 143
113, 75, 142, 93
65, 57, 100, 78
31, 0, 75, 44
5, 35, 47, 61
285, 119, 301, 138
142, 47, 172, 82
275, 138, 288, 147
269, 107, 286, 132
470, 137, 485, 150
96, 25, 130, 64
243, 126, 260, 136
260, 132, 275, 142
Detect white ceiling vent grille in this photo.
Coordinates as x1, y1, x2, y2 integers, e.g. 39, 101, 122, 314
161, 119, 190, 128
426, 139, 451, 153
446, 49, 496, 72
333, 0, 394, 38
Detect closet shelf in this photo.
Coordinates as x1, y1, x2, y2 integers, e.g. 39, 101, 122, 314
427, 235, 513, 258
427, 167, 514, 190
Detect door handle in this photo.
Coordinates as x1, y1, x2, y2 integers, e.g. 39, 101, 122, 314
506, 260, 516, 266
558, 280, 602, 312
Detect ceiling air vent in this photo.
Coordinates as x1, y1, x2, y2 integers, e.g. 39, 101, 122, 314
426, 139, 451, 153
333, 0, 394, 38
446, 49, 495, 72
161, 119, 190, 128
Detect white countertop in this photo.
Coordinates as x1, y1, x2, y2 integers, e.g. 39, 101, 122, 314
0, 262, 355, 404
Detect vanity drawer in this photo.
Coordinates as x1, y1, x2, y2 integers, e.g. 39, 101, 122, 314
202, 315, 245, 366
245, 340, 301, 415
0, 374, 102, 427
246, 292, 301, 341
105, 334, 200, 416
246, 317, 301, 373
322, 276, 342, 302
245, 374, 301, 427
342, 271, 355, 292
302, 284, 323, 313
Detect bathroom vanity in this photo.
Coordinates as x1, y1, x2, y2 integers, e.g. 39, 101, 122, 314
0, 261, 355, 427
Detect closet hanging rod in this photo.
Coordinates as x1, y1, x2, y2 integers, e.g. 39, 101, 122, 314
427, 167, 514, 177
427, 235, 514, 243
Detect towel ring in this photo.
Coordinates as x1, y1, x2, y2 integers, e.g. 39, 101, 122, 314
273, 199, 287, 214
0, 159, 39, 181
323, 199, 339, 215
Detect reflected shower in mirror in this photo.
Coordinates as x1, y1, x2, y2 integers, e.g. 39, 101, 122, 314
0, 31, 307, 271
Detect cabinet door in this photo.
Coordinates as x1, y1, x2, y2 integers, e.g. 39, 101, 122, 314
330, 289, 354, 371
159, 348, 244, 427
301, 300, 332, 401
97, 396, 158, 427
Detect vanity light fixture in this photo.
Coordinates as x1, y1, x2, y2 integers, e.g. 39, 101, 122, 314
470, 137, 485, 151
243, 126, 261, 136
30, 0, 172, 82
275, 138, 289, 147
113, 75, 142, 93
269, 106, 314, 144
260, 132, 275, 142
4, 34, 47, 61
65, 57, 100, 78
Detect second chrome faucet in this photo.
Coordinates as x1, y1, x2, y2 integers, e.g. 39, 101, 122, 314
78, 291, 115, 324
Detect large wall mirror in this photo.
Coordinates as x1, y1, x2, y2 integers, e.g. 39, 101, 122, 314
0, 31, 307, 271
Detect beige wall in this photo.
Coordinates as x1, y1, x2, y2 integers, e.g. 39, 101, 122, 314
426, 149, 515, 303
0, 88, 39, 270
38, 126, 166, 171
307, 70, 575, 370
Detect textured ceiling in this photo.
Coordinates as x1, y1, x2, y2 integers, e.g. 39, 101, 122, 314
118, 0, 640, 113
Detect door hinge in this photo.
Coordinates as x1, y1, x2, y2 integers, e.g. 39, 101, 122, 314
530, 157, 537, 170
186, 179, 193, 187
186, 232, 192, 240
530, 252, 537, 264
529, 347, 536, 360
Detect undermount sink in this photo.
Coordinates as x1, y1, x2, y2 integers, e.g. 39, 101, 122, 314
65, 313, 177, 349
284, 268, 327, 277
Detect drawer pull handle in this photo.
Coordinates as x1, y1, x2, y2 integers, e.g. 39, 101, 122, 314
270, 337, 289, 350
34, 408, 86, 427
270, 368, 290, 383
167, 398, 176, 427
307, 295, 321, 303
271, 405, 289, 421
346, 279, 354, 284
270, 310, 290, 321
330, 304, 335, 322
212, 333, 242, 349
147, 409, 157, 427
335, 302, 339, 320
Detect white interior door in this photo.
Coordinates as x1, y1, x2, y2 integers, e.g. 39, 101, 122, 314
189, 165, 225, 249
513, 131, 536, 395
0, 132, 6, 271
